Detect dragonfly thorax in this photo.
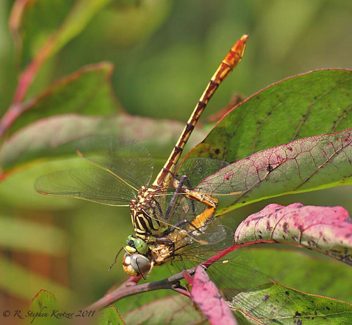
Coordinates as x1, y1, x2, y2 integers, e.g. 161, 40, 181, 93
129, 185, 163, 240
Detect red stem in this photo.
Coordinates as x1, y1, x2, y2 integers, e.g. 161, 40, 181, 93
0, 1, 56, 138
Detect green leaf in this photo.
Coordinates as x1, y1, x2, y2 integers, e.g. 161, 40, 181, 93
0, 215, 67, 254
10, 0, 113, 69
195, 128, 352, 213
30, 290, 60, 325
8, 62, 118, 135
31, 290, 58, 309
230, 283, 352, 324
118, 249, 352, 323
0, 114, 207, 174
114, 264, 179, 316
0, 258, 76, 303
98, 306, 125, 325
123, 295, 207, 325
249, 248, 352, 304
186, 69, 352, 164
0, 157, 87, 209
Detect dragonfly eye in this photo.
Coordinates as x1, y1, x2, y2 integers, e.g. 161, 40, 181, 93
124, 235, 147, 254
134, 238, 148, 254
122, 253, 151, 276
126, 235, 134, 245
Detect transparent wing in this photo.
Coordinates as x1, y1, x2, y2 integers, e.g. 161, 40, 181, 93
76, 135, 154, 190
169, 249, 268, 304
155, 186, 233, 248
176, 157, 242, 211
172, 222, 234, 259
35, 168, 135, 206
176, 157, 229, 190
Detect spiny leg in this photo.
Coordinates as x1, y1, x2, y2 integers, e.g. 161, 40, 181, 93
163, 174, 219, 238
164, 175, 196, 221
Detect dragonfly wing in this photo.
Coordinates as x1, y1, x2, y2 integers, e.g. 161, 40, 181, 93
176, 157, 229, 190
169, 224, 233, 270
197, 221, 234, 246
177, 158, 243, 210
75, 136, 154, 190
35, 168, 134, 206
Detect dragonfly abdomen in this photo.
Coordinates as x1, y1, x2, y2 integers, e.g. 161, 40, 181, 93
152, 35, 248, 190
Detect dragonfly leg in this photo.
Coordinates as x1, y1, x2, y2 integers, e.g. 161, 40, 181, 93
155, 237, 176, 256
163, 174, 219, 237
172, 176, 218, 209
153, 196, 164, 220
108, 246, 125, 271
189, 205, 217, 231
164, 175, 191, 220
162, 217, 206, 238
155, 237, 173, 245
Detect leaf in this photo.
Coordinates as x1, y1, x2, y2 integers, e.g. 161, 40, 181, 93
186, 69, 352, 164
30, 290, 60, 325
113, 265, 179, 316
0, 114, 207, 175
31, 289, 58, 309
0, 215, 67, 254
122, 249, 352, 324
9, 0, 113, 69
196, 128, 352, 212
0, 157, 86, 209
249, 248, 352, 304
0, 258, 76, 303
229, 283, 352, 324
98, 306, 125, 325
189, 266, 238, 325
122, 295, 207, 324
235, 203, 352, 265
8, 62, 119, 136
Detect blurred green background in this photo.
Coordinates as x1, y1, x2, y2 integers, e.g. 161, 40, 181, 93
0, 0, 352, 315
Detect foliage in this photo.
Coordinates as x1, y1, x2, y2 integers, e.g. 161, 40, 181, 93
0, 1, 352, 324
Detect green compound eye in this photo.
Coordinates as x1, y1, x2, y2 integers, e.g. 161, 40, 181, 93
126, 235, 133, 245
134, 238, 148, 254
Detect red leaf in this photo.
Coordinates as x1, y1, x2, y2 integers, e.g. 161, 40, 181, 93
189, 266, 237, 325
235, 203, 352, 264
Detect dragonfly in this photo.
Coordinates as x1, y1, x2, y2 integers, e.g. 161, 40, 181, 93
35, 34, 248, 278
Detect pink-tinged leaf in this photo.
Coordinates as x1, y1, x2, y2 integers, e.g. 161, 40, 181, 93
8, 0, 113, 106
186, 69, 352, 164
189, 266, 237, 325
235, 203, 352, 265
229, 283, 352, 324
9, 0, 112, 70
194, 128, 352, 213
3, 62, 119, 137
0, 114, 206, 175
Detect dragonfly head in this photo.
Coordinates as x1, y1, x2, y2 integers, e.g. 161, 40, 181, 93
122, 253, 151, 276
123, 235, 151, 276
125, 235, 148, 254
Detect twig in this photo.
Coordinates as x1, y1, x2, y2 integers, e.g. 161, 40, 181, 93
85, 243, 265, 311
86, 267, 197, 311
